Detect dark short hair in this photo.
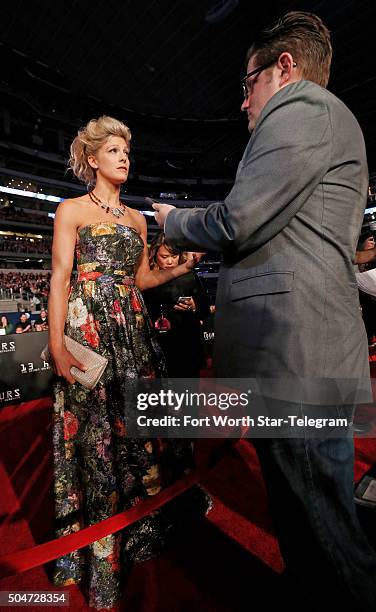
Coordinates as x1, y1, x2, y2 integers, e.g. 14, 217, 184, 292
148, 232, 182, 269
246, 11, 332, 88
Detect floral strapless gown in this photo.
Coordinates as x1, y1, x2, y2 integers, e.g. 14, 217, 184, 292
52, 223, 211, 609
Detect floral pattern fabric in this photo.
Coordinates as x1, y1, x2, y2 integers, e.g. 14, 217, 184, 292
52, 223, 211, 609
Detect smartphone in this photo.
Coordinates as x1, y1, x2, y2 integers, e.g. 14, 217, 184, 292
177, 296, 192, 303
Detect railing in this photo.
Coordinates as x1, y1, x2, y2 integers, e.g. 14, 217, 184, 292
0, 287, 48, 310
0, 287, 17, 300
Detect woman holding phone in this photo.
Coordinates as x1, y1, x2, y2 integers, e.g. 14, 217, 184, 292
144, 232, 210, 378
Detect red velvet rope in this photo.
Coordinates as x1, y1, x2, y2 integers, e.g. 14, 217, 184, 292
0, 469, 202, 579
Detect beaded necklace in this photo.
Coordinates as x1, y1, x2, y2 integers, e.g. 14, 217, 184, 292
88, 190, 127, 219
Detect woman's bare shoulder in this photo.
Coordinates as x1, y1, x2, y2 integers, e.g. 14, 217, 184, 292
55, 195, 90, 221
128, 207, 146, 230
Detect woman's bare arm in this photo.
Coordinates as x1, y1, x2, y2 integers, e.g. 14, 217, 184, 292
355, 247, 376, 264
133, 213, 195, 290
48, 200, 85, 383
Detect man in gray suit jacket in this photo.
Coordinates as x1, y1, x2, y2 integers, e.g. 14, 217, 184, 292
153, 11, 376, 612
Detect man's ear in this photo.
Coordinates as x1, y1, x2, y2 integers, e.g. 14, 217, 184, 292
278, 52, 296, 85
88, 155, 98, 170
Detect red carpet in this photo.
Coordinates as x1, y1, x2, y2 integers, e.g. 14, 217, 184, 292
0, 396, 375, 611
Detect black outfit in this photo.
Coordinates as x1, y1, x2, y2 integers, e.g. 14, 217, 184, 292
18, 318, 31, 331
35, 314, 48, 328
359, 290, 376, 344
143, 271, 210, 378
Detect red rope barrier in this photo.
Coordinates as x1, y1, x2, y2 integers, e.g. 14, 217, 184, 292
0, 469, 202, 579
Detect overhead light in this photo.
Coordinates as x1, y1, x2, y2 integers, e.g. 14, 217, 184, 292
160, 192, 177, 199
0, 185, 63, 203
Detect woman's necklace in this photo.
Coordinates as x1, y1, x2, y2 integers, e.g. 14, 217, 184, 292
88, 190, 127, 219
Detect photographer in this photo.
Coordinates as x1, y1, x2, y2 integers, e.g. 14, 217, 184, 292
144, 233, 210, 378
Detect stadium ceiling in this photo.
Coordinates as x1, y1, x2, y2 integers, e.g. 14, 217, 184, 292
1, 0, 376, 195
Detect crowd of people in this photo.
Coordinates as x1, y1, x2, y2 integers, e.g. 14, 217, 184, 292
0, 234, 52, 255
0, 270, 50, 299
0, 206, 53, 226
0, 310, 48, 335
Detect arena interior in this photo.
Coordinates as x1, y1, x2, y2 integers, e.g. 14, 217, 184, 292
1, 2, 376, 611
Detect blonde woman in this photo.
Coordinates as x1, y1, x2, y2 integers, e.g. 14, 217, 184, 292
48, 116, 211, 608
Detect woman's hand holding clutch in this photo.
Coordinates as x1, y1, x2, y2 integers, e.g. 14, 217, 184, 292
49, 344, 87, 384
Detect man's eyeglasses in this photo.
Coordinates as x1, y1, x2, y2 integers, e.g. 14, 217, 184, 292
241, 59, 297, 99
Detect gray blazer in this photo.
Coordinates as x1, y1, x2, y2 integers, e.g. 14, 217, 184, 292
165, 80, 370, 403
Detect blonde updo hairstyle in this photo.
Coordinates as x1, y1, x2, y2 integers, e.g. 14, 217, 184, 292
69, 115, 131, 187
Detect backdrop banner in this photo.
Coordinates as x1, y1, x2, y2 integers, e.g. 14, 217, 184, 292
0, 331, 52, 407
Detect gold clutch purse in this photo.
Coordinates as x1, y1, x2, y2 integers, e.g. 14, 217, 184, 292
41, 335, 108, 390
